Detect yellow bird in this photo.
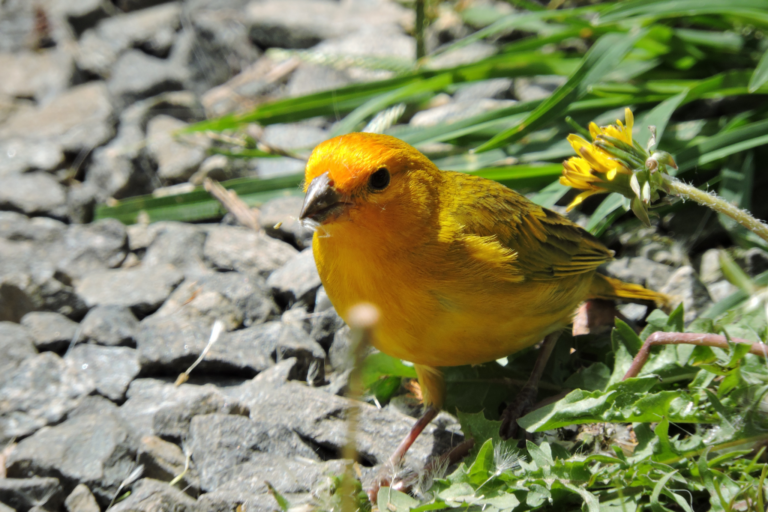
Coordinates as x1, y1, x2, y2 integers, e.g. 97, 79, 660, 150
299, 133, 665, 489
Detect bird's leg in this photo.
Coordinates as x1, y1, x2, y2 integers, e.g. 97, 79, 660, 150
500, 331, 561, 440
622, 331, 768, 380
367, 405, 439, 502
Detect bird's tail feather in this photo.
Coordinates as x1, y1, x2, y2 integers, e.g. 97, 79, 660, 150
589, 273, 671, 309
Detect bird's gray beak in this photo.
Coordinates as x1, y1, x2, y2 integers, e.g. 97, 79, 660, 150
299, 172, 344, 223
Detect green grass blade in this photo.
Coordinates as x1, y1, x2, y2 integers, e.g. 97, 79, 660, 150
94, 174, 304, 224
428, 5, 605, 63
635, 89, 688, 149
597, 0, 768, 26
587, 193, 626, 233
676, 119, 768, 173
749, 48, 768, 93
474, 29, 649, 153
330, 74, 452, 136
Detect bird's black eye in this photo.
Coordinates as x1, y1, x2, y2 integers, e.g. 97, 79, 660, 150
369, 168, 390, 191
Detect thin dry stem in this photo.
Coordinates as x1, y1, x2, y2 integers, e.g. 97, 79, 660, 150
665, 176, 768, 244
203, 178, 260, 231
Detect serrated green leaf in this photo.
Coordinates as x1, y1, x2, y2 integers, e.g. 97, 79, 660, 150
526, 441, 554, 468
378, 487, 420, 512
650, 470, 679, 512
469, 439, 495, 485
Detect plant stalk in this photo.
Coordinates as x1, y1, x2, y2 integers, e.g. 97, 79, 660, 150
415, 0, 426, 60
664, 176, 768, 244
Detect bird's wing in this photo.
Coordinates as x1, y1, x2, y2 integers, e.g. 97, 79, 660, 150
442, 171, 613, 281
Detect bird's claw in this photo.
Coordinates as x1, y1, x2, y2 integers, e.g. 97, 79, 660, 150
499, 385, 537, 440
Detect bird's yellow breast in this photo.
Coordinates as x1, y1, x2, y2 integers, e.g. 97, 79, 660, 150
312, 222, 593, 367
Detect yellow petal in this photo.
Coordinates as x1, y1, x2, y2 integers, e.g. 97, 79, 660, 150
567, 134, 590, 154
625, 108, 634, 136
579, 146, 613, 174
588, 122, 601, 140
606, 167, 618, 180
566, 190, 602, 212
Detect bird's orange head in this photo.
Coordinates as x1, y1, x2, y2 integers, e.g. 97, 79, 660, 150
299, 133, 439, 226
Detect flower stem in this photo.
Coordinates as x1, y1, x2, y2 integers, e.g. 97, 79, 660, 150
664, 176, 768, 244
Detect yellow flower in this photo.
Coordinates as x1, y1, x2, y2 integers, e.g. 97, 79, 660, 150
559, 108, 636, 211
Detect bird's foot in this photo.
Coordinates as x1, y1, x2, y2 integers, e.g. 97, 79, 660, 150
366, 438, 476, 502
499, 384, 538, 440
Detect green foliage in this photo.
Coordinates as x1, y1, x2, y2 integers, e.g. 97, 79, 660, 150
368, 296, 768, 511
92, 1, 768, 509
95, 0, 768, 228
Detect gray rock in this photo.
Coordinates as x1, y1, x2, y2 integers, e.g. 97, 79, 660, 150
55, 0, 113, 35
136, 315, 276, 376
146, 115, 210, 183
514, 75, 567, 102
0, 477, 64, 512
153, 270, 277, 331
274, 321, 325, 384
109, 478, 200, 512
0, 50, 74, 102
142, 222, 207, 270
198, 487, 299, 512
6, 398, 137, 507
425, 41, 496, 69
77, 3, 182, 76
80, 306, 139, 347
256, 157, 307, 178
699, 248, 723, 285
187, 6, 261, 80
661, 266, 713, 324
108, 51, 186, 108
329, 326, 354, 372
285, 62, 356, 97
310, 307, 345, 350
0, 137, 65, 176
20, 311, 79, 352
0, 322, 37, 383
243, 381, 458, 470
0, 82, 114, 153
64, 345, 141, 401
86, 91, 203, 201
137, 435, 199, 497
118, 378, 248, 441
0, 352, 96, 447
189, 154, 236, 185
0, 173, 67, 218
736, 247, 768, 277
246, 0, 411, 49
189, 413, 322, 490
0, 212, 65, 243
314, 285, 333, 312
64, 483, 100, 512
203, 226, 298, 276
222, 357, 300, 403
62, 490, 101, 512
707, 279, 738, 303
604, 257, 674, 292
261, 122, 328, 151
411, 98, 515, 127
308, 27, 414, 83
453, 78, 513, 101
201, 55, 290, 117
259, 196, 314, 249
267, 249, 321, 308
195, 450, 345, 503
0, 267, 87, 322
75, 264, 184, 316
